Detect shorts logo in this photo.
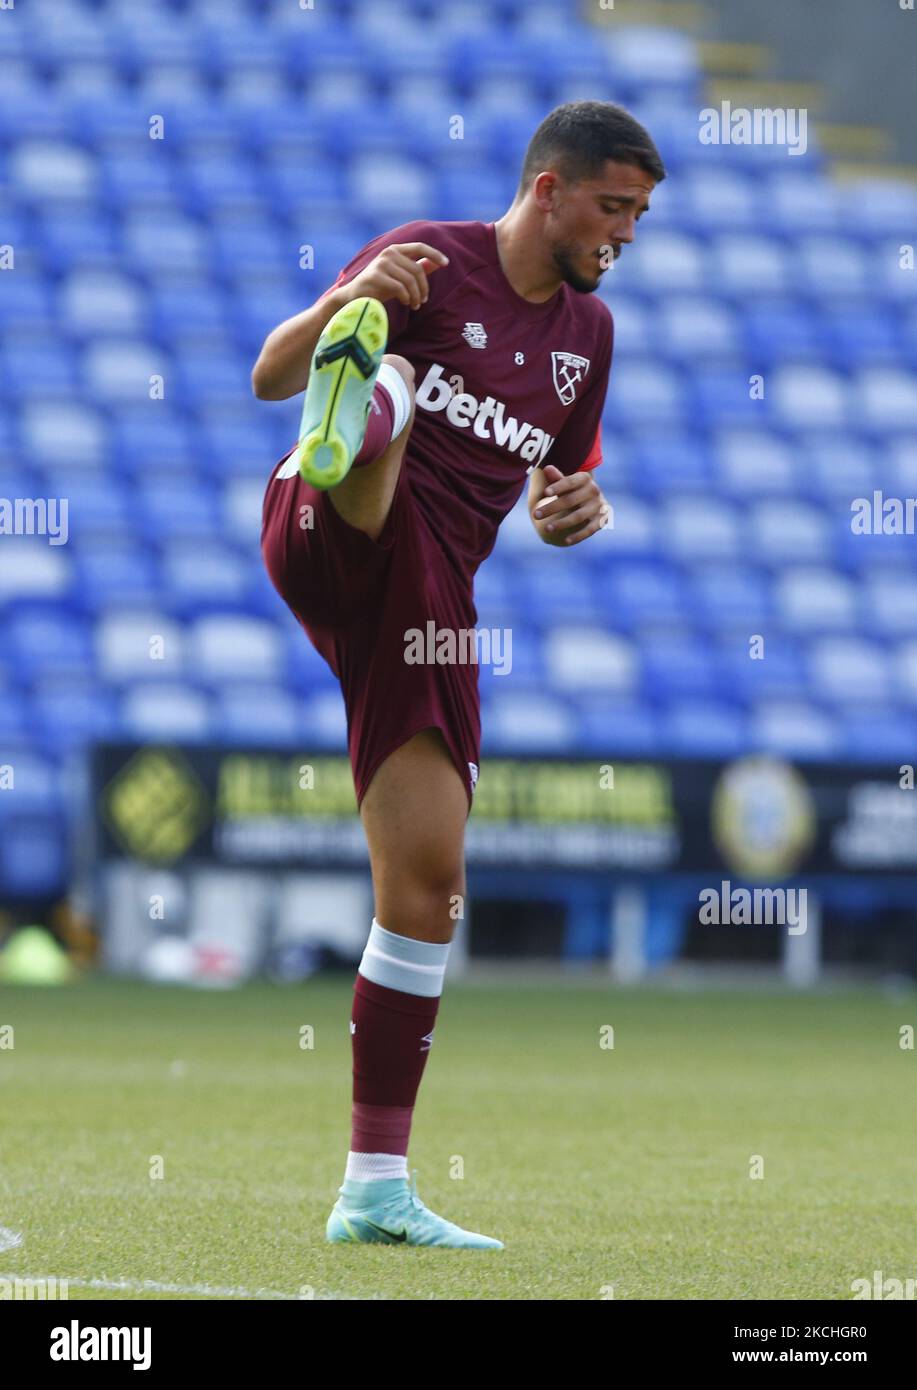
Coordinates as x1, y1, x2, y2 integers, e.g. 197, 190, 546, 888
468, 761, 479, 791
551, 351, 590, 405
462, 322, 488, 349
420, 1029, 435, 1052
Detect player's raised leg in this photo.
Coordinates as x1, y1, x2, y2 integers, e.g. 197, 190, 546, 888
326, 353, 414, 542
327, 730, 503, 1249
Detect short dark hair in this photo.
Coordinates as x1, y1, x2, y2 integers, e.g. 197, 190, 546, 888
518, 100, 666, 195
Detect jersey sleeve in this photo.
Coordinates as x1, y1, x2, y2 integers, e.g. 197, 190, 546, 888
544, 308, 614, 476
315, 221, 445, 347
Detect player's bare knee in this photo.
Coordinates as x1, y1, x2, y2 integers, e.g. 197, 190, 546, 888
404, 880, 464, 933
407, 850, 464, 906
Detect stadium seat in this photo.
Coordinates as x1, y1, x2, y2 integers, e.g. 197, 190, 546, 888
120, 681, 212, 741
187, 614, 282, 681
96, 611, 187, 682
775, 568, 859, 632
213, 683, 301, 744
752, 701, 840, 758
807, 637, 893, 704
483, 687, 580, 752
662, 699, 750, 757
545, 628, 638, 693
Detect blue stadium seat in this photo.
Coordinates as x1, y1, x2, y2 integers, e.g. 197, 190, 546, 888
135, 477, 218, 539
631, 432, 711, 495
483, 686, 581, 753
33, 678, 118, 751
96, 610, 186, 683
691, 564, 773, 627
835, 706, 916, 761
608, 561, 688, 629
161, 541, 250, 610
662, 699, 750, 757
714, 429, 796, 496
300, 690, 348, 749
751, 701, 840, 759
717, 637, 807, 701
770, 365, 848, 429
749, 498, 832, 565
545, 627, 638, 694
8, 605, 94, 680
60, 268, 145, 336
807, 637, 893, 704
120, 681, 212, 741
574, 697, 660, 755
640, 635, 717, 699
74, 541, 160, 610
0, 687, 30, 743
0, 816, 68, 897
0, 540, 72, 602
895, 640, 917, 707
776, 568, 859, 633
657, 495, 741, 561
864, 571, 917, 636
187, 614, 283, 681
605, 360, 685, 427
657, 297, 741, 361
3, 336, 80, 397
213, 683, 301, 744
711, 234, 788, 293
794, 236, 869, 296
743, 300, 822, 362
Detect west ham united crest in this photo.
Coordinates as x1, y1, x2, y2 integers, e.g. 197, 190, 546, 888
551, 351, 590, 405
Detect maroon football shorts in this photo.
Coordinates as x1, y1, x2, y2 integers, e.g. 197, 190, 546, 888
261, 446, 481, 813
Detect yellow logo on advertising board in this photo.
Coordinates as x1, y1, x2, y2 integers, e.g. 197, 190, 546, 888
712, 756, 816, 880
103, 748, 209, 862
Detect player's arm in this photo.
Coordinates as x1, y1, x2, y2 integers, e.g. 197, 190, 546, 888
251, 241, 449, 401
528, 460, 611, 547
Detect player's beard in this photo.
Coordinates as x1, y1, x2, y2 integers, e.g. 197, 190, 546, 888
550, 239, 602, 295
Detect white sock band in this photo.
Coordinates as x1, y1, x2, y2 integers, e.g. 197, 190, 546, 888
375, 361, 412, 440
344, 1151, 409, 1182
358, 918, 450, 998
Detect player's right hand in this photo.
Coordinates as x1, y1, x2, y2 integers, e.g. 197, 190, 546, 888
342, 243, 449, 312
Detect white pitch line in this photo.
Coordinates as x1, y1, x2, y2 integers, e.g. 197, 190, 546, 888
0, 1272, 368, 1301
0, 1228, 23, 1253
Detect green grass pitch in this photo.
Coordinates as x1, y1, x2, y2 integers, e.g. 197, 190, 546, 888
0, 976, 913, 1300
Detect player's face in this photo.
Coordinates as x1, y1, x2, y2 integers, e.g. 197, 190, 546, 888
547, 161, 655, 293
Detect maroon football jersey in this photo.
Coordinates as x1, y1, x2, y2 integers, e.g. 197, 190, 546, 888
319, 219, 613, 582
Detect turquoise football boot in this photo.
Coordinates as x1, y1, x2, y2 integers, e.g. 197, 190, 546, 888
326, 1170, 504, 1249
296, 295, 388, 490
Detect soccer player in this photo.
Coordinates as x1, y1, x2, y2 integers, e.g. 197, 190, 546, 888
256, 101, 665, 1247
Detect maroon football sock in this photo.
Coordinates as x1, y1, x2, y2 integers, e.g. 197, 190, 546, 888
349, 974, 440, 1155
351, 381, 396, 469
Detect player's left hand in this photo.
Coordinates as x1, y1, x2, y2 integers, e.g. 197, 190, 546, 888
532, 464, 611, 547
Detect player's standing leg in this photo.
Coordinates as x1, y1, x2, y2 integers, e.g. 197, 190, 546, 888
327, 728, 502, 1248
